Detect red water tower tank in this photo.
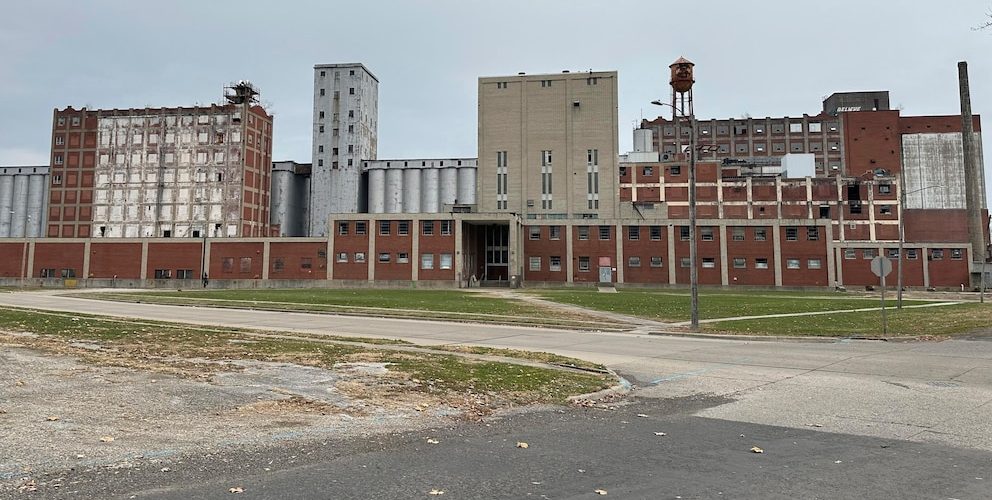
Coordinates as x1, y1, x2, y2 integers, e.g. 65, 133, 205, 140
669, 57, 695, 93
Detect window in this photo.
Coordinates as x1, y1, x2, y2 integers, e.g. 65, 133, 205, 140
272, 258, 285, 272
338, 222, 349, 235
844, 249, 856, 260
397, 253, 409, 264
702, 258, 716, 269
496, 82, 507, 89
786, 227, 798, 241
378, 252, 391, 263
541, 150, 553, 209
355, 221, 367, 235
754, 227, 767, 241
354, 252, 366, 263
578, 256, 590, 272
541, 79, 552, 87
628, 256, 641, 267
680, 257, 691, 268
755, 258, 769, 269
54, 154, 64, 165
680, 226, 690, 241
301, 257, 313, 269
880, 205, 892, 215
809, 122, 822, 133
529, 226, 541, 240
398, 221, 410, 236
336, 252, 348, 263
701, 226, 714, 241
598, 225, 610, 240
863, 248, 877, 259
52, 175, 62, 185
496, 150, 508, 209
807, 227, 819, 241
349, 87, 355, 95
421, 253, 434, 269
348, 126, 354, 134
349, 69, 355, 76
808, 259, 822, 269
379, 221, 390, 235
951, 249, 963, 260
222, 257, 235, 272
154, 269, 171, 279
71, 117, 80, 126
669, 165, 681, 176
55, 136, 64, 145
529, 256, 541, 271
931, 249, 944, 260
879, 184, 892, 194
549, 225, 561, 240
733, 257, 746, 269
643, 166, 653, 176
440, 253, 453, 270
57, 117, 65, 126
907, 249, 918, 260
586, 77, 598, 85
550, 256, 562, 272
650, 226, 662, 241
650, 256, 663, 268
790, 122, 803, 133
239, 257, 252, 273
732, 227, 745, 241
887, 248, 900, 259
578, 226, 589, 240
786, 258, 801, 270
441, 221, 452, 235
177, 269, 194, 279
628, 226, 640, 240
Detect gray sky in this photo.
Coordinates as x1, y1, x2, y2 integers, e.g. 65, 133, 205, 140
2, 0, 991, 204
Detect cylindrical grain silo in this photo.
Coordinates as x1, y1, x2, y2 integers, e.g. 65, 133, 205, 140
403, 167, 421, 213
384, 168, 403, 213
457, 167, 476, 205
421, 168, 440, 213
368, 168, 386, 213
26, 174, 45, 237
439, 167, 458, 206
10, 175, 29, 237
0, 174, 14, 237
633, 128, 654, 152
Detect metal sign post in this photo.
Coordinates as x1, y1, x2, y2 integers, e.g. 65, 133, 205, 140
871, 256, 894, 336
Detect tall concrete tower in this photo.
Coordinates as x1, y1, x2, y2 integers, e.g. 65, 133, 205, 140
309, 63, 378, 236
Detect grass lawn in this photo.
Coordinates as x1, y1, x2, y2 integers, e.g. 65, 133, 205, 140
0, 306, 611, 405
706, 302, 992, 337
81, 289, 620, 329
526, 289, 933, 322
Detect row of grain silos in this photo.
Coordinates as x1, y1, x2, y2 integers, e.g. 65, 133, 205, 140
0, 166, 48, 237
364, 159, 477, 214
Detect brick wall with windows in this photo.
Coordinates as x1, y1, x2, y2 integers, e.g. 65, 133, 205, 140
418, 219, 457, 281
332, 220, 370, 280
572, 224, 616, 283
523, 225, 567, 282
269, 241, 326, 279
621, 225, 667, 284
33, 242, 85, 279
209, 242, 264, 279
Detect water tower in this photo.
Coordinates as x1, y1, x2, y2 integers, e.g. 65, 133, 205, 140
669, 57, 695, 119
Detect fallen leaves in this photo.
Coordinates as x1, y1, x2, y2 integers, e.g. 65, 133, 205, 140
654, 432, 667, 436
46, 416, 60, 422
750, 446, 764, 454
428, 489, 445, 495
636, 414, 649, 418
516, 441, 529, 449
426, 438, 440, 444
229, 486, 244, 494
595, 489, 608, 495
99, 436, 115, 443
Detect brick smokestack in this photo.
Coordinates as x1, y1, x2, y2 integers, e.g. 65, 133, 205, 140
958, 61, 988, 273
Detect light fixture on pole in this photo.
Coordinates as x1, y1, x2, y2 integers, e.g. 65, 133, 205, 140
651, 56, 700, 330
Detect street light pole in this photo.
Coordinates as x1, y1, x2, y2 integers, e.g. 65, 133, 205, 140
688, 113, 699, 330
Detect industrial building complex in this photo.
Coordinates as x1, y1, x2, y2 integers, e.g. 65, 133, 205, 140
0, 59, 988, 290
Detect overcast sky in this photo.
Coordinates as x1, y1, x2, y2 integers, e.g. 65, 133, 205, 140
2, 0, 991, 204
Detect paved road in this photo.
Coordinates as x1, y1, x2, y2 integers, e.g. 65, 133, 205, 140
2, 290, 991, 453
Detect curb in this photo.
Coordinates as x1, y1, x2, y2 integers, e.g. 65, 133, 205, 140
568, 369, 632, 402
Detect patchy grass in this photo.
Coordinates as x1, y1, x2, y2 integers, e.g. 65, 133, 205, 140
427, 345, 607, 372
0, 306, 611, 405
79, 289, 623, 330
526, 289, 933, 322
706, 302, 992, 337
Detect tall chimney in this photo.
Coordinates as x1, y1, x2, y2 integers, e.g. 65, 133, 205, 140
958, 61, 987, 275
